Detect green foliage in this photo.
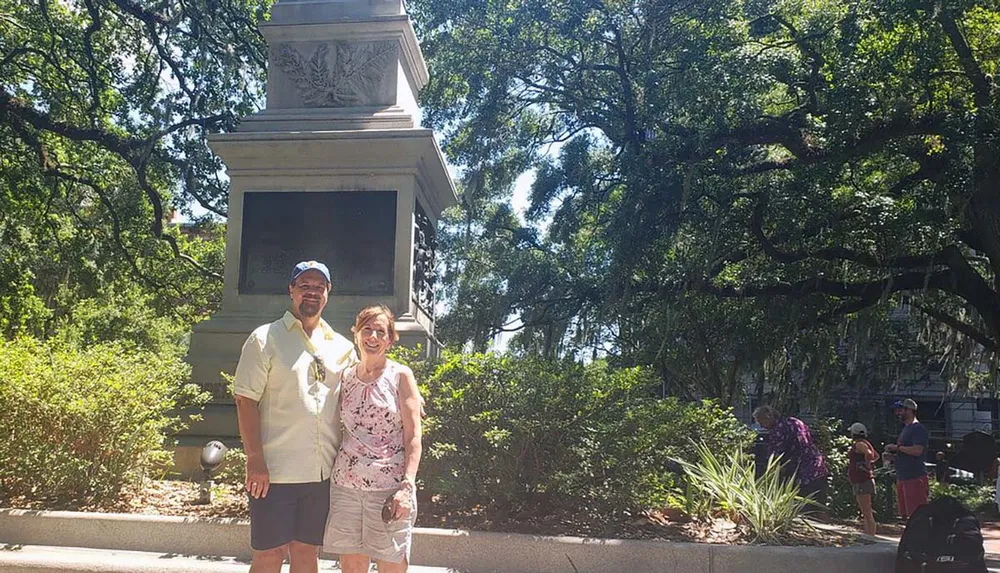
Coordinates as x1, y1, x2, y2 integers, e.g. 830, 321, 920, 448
2, 0, 246, 342
811, 418, 857, 518
679, 443, 815, 543
418, 351, 751, 528
213, 448, 248, 487
0, 272, 51, 339
0, 337, 209, 506
388, 345, 437, 383
50, 287, 190, 354
871, 469, 899, 520
0, 186, 226, 349
415, 0, 1000, 395
930, 481, 996, 514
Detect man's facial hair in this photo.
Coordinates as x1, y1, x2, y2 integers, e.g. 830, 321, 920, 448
298, 300, 321, 317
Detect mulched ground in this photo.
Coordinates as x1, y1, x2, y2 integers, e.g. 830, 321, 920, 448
6, 479, 865, 547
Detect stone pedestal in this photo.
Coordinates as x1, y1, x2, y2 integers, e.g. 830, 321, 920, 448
182, 0, 456, 444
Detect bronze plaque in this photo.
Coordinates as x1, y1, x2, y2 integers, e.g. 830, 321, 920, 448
239, 191, 396, 295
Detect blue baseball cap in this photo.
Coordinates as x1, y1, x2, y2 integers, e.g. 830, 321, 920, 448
289, 260, 331, 285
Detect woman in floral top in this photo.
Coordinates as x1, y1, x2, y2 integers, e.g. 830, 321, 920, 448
753, 405, 829, 507
323, 305, 422, 572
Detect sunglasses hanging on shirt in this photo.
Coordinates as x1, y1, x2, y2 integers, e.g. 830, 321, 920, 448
310, 354, 326, 383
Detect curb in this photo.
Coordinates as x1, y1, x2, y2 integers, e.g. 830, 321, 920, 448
0, 510, 247, 559
0, 545, 451, 573
0, 509, 897, 573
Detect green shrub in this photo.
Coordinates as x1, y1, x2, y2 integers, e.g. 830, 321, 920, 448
415, 351, 752, 529
812, 418, 857, 518
0, 274, 51, 339
679, 443, 815, 543
930, 481, 995, 513
0, 337, 209, 506
874, 467, 898, 518
51, 288, 189, 354
213, 448, 248, 486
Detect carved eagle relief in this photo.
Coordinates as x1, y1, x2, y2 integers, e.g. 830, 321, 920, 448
276, 40, 397, 107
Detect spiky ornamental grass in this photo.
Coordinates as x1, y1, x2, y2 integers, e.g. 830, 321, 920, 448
677, 443, 816, 544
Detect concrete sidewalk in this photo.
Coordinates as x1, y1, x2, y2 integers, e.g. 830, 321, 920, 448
0, 545, 454, 573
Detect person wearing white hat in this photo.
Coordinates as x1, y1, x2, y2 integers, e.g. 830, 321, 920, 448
847, 422, 879, 535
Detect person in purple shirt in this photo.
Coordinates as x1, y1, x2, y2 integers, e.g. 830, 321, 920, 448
753, 405, 830, 505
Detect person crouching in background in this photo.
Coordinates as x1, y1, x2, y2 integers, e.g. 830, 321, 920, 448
752, 405, 829, 508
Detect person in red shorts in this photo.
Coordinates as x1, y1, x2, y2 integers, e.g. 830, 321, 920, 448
886, 399, 929, 520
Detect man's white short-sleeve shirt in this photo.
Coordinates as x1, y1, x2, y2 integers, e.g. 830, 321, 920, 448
233, 311, 355, 483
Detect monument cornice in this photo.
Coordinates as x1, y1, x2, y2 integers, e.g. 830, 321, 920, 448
239, 105, 415, 131
207, 128, 458, 215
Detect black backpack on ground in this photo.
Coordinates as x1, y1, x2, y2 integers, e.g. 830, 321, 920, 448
895, 496, 987, 573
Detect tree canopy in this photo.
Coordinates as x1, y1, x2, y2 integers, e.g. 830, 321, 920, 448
4, 0, 1000, 404
1, 0, 267, 337
412, 0, 1000, 399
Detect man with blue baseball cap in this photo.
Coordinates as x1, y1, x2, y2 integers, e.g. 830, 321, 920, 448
233, 260, 355, 573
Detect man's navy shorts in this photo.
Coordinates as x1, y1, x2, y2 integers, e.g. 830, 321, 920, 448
248, 479, 330, 550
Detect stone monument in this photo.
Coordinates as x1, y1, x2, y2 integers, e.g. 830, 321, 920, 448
181, 0, 456, 448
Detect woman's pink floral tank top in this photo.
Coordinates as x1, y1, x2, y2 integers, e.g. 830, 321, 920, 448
331, 360, 405, 490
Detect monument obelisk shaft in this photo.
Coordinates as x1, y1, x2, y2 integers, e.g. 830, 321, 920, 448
180, 0, 456, 454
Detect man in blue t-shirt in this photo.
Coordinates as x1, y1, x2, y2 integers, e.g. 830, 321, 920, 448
886, 398, 929, 519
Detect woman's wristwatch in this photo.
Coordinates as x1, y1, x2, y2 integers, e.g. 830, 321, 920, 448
399, 478, 416, 492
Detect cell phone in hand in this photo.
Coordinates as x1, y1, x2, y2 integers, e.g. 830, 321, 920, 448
381, 494, 395, 523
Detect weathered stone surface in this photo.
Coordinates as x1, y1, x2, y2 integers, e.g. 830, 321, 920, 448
271, 40, 398, 108
238, 191, 396, 296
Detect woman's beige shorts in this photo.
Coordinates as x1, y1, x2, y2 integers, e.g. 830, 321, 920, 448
852, 479, 876, 496
323, 483, 417, 563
